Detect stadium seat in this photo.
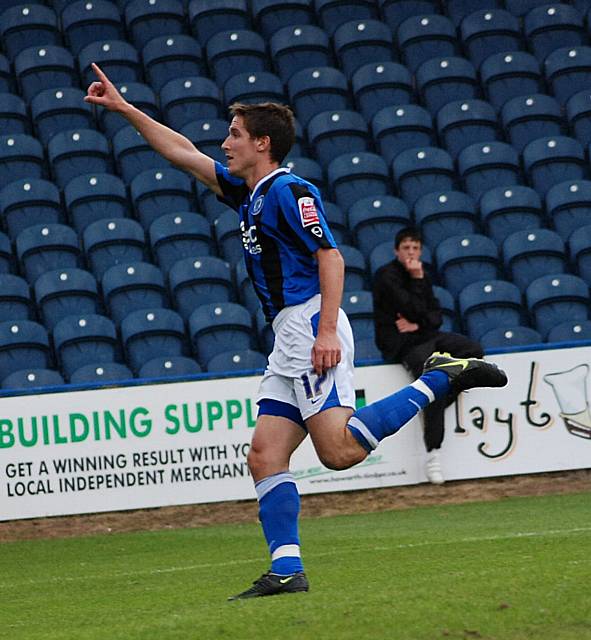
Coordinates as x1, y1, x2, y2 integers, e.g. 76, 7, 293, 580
458, 142, 521, 199
0, 232, 12, 275
435, 233, 499, 296
339, 244, 368, 291
234, 259, 259, 315
53, 313, 119, 379
566, 89, 591, 146
319, 201, 347, 245
524, 4, 586, 62
113, 125, 170, 183
568, 222, 591, 283
379, 0, 441, 32
121, 307, 188, 374
460, 9, 522, 69
130, 167, 195, 230
169, 256, 234, 321
369, 240, 433, 277
69, 362, 134, 384
102, 262, 168, 323
479, 325, 543, 349
371, 104, 435, 166
0, 320, 51, 382
392, 146, 456, 208
0, 133, 44, 186
0, 178, 62, 240
0, 54, 14, 93
61, 0, 125, 56
327, 152, 390, 212
1, 367, 64, 390
432, 284, 458, 332
333, 19, 395, 78
142, 35, 204, 93
348, 195, 411, 258
397, 14, 458, 73
522, 136, 586, 196
270, 25, 332, 83
314, 0, 379, 37
223, 71, 286, 107
526, 273, 590, 338
255, 307, 274, 355
413, 191, 478, 250
150, 212, 212, 274
545, 46, 591, 105
503, 0, 554, 17
446, 0, 503, 27
138, 355, 201, 378
206, 349, 267, 373
125, 0, 186, 51
341, 290, 375, 342
307, 110, 369, 169
416, 57, 479, 116
0, 93, 29, 136
34, 268, 99, 329
284, 157, 326, 195
214, 209, 243, 267
503, 228, 567, 292
352, 62, 413, 123
0, 274, 32, 321
288, 67, 351, 127
199, 188, 235, 224
480, 51, 544, 111
160, 76, 221, 130
97, 82, 159, 139
180, 118, 228, 164
206, 29, 268, 87
547, 319, 591, 343
189, 301, 254, 366
252, 0, 315, 40
459, 279, 524, 341
83, 218, 147, 279
31, 88, 93, 145
0, 4, 60, 61
436, 99, 499, 159
479, 185, 544, 247
501, 94, 564, 153
188, 0, 250, 46
546, 180, 591, 240
48, 129, 112, 188
78, 40, 142, 87
17, 223, 80, 284
65, 173, 130, 234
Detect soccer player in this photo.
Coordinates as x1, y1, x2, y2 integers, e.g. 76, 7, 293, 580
85, 64, 508, 600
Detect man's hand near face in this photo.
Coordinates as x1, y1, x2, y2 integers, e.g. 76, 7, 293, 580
403, 257, 424, 279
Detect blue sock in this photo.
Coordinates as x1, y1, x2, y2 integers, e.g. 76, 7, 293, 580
347, 371, 450, 452
255, 472, 303, 575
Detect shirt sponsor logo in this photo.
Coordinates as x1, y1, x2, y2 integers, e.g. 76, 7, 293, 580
298, 196, 319, 227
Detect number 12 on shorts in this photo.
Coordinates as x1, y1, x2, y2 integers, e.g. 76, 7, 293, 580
301, 371, 327, 400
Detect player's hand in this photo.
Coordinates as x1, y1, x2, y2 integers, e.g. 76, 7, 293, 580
404, 258, 424, 279
312, 330, 341, 375
84, 63, 127, 112
395, 314, 419, 333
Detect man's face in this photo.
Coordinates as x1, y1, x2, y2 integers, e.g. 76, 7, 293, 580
395, 238, 422, 264
221, 115, 260, 177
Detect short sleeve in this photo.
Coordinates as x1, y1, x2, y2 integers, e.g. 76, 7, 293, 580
214, 161, 249, 211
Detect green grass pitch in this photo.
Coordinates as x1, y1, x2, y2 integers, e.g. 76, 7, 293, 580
2, 492, 590, 640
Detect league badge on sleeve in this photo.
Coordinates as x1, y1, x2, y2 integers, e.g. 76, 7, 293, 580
298, 196, 320, 227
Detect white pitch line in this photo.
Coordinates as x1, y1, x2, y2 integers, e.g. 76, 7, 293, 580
1, 525, 590, 590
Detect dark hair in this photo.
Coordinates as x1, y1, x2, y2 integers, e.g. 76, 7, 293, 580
228, 102, 296, 164
395, 226, 422, 249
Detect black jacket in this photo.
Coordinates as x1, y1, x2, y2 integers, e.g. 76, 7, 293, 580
372, 259, 443, 362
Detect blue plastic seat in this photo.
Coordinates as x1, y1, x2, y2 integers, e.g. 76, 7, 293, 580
460, 9, 522, 69
125, 0, 186, 50
525, 4, 586, 62
206, 29, 267, 87
1, 367, 64, 390
327, 152, 389, 212
480, 51, 543, 110
150, 212, 212, 274
138, 355, 201, 378
223, 71, 286, 107
526, 273, 590, 338
284, 156, 326, 195
479, 185, 544, 247
254, 307, 274, 355
379, 0, 441, 32
523, 135, 586, 196
169, 256, 234, 321
98, 82, 159, 139
480, 325, 542, 349
397, 14, 458, 72
79, 40, 142, 87
435, 233, 499, 296
189, 301, 254, 366
234, 259, 259, 315
113, 125, 170, 183
545, 46, 591, 106
568, 223, 591, 283
34, 268, 99, 329
206, 349, 267, 373
0, 274, 32, 321
121, 307, 188, 373
459, 279, 523, 341
142, 35, 204, 93
53, 313, 119, 379
458, 141, 521, 199
546, 180, 591, 240
339, 244, 367, 291
503, 228, 567, 292
446, 0, 503, 27
214, 209, 243, 267
307, 110, 369, 169
83, 218, 147, 279
0, 133, 44, 186
180, 118, 228, 164
416, 56, 479, 116
0, 4, 60, 61
566, 89, 591, 146
0, 93, 29, 137
315, 0, 379, 37
352, 62, 413, 123
69, 361, 134, 384
432, 284, 458, 332
103, 261, 167, 323
501, 94, 564, 153
504, 0, 554, 17
0, 320, 51, 382
48, 129, 112, 188
62, 0, 124, 56
414, 190, 478, 250
31, 87, 93, 145
160, 76, 221, 130
270, 25, 332, 83
0, 54, 14, 93
547, 318, 591, 343
392, 146, 456, 208
371, 104, 435, 166
17, 223, 80, 284
253, 0, 315, 39
341, 290, 375, 342
333, 19, 395, 79
0, 231, 13, 274
0, 178, 62, 240
188, 0, 250, 46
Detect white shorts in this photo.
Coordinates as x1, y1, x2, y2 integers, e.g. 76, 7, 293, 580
257, 294, 356, 424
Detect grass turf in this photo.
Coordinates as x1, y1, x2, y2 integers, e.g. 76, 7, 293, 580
1, 492, 590, 640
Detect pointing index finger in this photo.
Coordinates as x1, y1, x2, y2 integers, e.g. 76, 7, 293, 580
91, 62, 109, 83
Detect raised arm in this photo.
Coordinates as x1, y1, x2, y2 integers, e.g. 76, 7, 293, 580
84, 63, 221, 195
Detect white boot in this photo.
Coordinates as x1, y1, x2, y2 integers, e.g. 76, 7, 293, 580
426, 450, 444, 485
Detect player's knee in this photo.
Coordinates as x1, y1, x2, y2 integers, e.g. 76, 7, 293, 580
317, 449, 355, 471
